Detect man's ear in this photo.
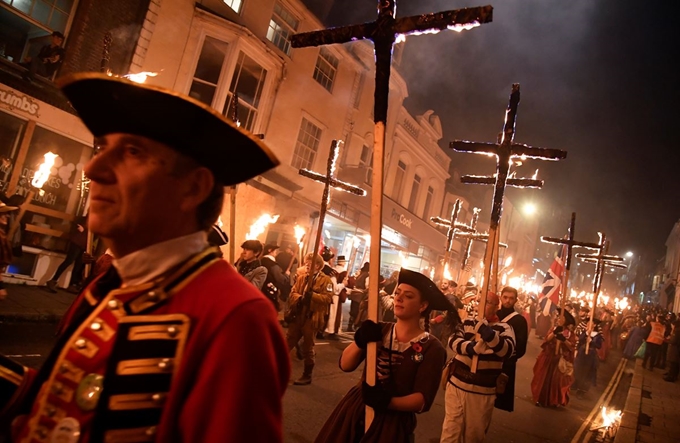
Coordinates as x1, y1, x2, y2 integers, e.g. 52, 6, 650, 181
179, 166, 214, 213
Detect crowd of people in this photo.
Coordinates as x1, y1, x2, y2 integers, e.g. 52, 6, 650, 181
1, 73, 679, 443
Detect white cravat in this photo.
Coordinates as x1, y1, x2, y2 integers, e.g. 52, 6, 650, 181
113, 231, 209, 287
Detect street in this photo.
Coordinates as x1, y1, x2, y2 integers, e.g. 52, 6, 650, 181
0, 319, 630, 443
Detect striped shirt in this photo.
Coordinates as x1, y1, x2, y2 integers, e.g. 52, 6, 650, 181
447, 318, 516, 395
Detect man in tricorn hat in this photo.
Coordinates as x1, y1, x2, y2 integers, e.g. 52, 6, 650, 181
0, 73, 289, 442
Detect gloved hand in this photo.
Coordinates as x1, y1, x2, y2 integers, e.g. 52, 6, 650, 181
477, 322, 496, 342
555, 333, 566, 342
354, 320, 383, 349
553, 326, 564, 334
362, 382, 392, 412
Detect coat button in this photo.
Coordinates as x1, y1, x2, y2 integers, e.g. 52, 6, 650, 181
107, 299, 119, 310
74, 338, 87, 349
147, 291, 158, 301
90, 321, 102, 331
167, 326, 178, 337
157, 359, 171, 370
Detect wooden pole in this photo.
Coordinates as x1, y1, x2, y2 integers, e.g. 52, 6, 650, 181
228, 186, 237, 263
8, 190, 33, 239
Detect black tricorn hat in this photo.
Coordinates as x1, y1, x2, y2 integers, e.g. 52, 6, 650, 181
56, 73, 279, 186
556, 308, 576, 327
207, 224, 228, 247
398, 268, 454, 312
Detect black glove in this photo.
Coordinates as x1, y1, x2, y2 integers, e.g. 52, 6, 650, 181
362, 381, 392, 412
555, 333, 566, 342
478, 323, 496, 342
354, 320, 383, 349
554, 326, 564, 334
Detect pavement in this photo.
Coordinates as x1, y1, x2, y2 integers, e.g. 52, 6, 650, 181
614, 356, 680, 443
2, 287, 678, 443
0, 283, 76, 323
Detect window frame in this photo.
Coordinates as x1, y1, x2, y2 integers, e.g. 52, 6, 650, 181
291, 116, 323, 170
312, 47, 339, 93
408, 174, 421, 213
222, 0, 243, 14
422, 185, 434, 219
266, 1, 299, 56
391, 160, 406, 201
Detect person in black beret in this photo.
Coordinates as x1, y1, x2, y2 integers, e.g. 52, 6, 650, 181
2, 73, 289, 442
315, 268, 461, 442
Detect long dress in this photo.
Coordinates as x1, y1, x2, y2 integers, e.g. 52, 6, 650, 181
573, 330, 603, 393
623, 326, 645, 359
315, 323, 446, 443
597, 318, 612, 361
531, 330, 576, 407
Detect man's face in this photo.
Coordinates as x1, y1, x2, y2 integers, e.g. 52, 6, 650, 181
500, 291, 517, 310
241, 249, 257, 262
304, 259, 322, 273
269, 249, 279, 258
440, 281, 449, 291
85, 133, 200, 255
51, 35, 64, 46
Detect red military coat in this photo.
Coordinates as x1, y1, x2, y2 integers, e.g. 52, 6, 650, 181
12, 248, 290, 442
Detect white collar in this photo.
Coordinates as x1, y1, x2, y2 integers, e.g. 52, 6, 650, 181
113, 231, 208, 287
264, 254, 276, 261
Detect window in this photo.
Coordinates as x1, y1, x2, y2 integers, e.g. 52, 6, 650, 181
1, 0, 76, 65
313, 48, 338, 92
3, 0, 73, 33
266, 2, 298, 56
391, 160, 406, 200
0, 110, 27, 194
408, 174, 421, 212
359, 145, 372, 185
222, 0, 242, 13
423, 186, 434, 219
292, 118, 322, 170
222, 51, 267, 132
189, 37, 229, 106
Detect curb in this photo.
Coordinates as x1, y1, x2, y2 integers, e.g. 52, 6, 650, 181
614, 358, 643, 443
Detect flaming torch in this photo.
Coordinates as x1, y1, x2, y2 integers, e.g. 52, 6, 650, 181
9, 152, 59, 239
123, 71, 159, 84
246, 214, 279, 241
294, 224, 306, 265
590, 407, 623, 440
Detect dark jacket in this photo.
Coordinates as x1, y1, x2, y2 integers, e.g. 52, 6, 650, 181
495, 306, 528, 412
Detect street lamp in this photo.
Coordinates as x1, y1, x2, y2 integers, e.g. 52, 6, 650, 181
626, 251, 633, 258
523, 202, 537, 216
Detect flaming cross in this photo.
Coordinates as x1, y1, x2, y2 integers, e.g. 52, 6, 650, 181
299, 140, 366, 294
575, 233, 626, 354
292, 2, 492, 418
541, 212, 603, 353
430, 199, 475, 281
451, 84, 567, 328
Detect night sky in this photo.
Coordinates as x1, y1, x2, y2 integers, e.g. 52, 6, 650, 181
325, 0, 680, 264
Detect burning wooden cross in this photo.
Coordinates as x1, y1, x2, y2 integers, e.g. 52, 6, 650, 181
451, 84, 567, 337
298, 140, 366, 296
292, 2, 493, 422
541, 212, 602, 354
575, 233, 626, 354
430, 199, 475, 281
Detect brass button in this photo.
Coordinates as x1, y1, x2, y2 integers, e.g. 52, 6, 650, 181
146, 426, 157, 436
45, 406, 56, 417
157, 359, 171, 370
151, 393, 163, 402
59, 363, 69, 373
52, 382, 63, 395
74, 338, 87, 349
90, 321, 102, 331
107, 299, 119, 310
147, 291, 158, 301
167, 326, 178, 337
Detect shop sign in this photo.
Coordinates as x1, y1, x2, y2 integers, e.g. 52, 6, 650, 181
0, 88, 40, 116
390, 208, 413, 229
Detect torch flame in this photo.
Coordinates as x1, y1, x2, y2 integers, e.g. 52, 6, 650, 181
504, 256, 513, 268
532, 169, 539, 180
246, 214, 279, 240
294, 225, 305, 244
31, 152, 58, 189
123, 71, 158, 84
395, 22, 480, 44
443, 263, 453, 281
600, 407, 622, 428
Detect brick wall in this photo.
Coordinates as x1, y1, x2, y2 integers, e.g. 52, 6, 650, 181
61, 0, 152, 76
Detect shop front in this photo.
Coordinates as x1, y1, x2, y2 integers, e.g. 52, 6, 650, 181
1, 83, 92, 285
